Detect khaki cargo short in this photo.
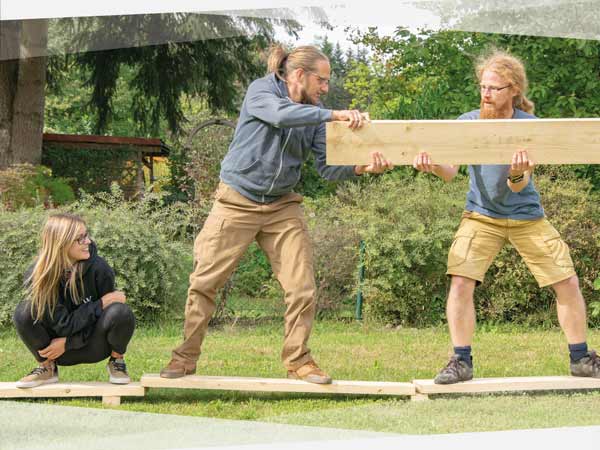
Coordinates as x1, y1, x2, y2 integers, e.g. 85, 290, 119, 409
446, 211, 576, 287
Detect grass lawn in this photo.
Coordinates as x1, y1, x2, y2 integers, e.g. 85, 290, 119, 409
1, 320, 600, 434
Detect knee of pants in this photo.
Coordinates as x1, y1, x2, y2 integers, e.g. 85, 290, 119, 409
289, 291, 316, 312
102, 303, 136, 330
13, 302, 35, 332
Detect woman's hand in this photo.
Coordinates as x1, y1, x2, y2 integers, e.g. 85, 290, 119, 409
101, 291, 126, 309
39, 337, 66, 360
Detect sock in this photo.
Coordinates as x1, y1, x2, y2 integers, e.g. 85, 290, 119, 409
454, 346, 473, 367
569, 342, 588, 362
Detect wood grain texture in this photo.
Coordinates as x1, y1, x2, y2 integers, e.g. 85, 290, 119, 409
141, 374, 415, 396
0, 382, 145, 398
413, 376, 600, 394
326, 119, 600, 165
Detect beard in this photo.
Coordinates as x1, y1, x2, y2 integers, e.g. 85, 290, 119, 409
480, 99, 513, 119
299, 81, 318, 105
299, 89, 313, 105
480, 99, 503, 119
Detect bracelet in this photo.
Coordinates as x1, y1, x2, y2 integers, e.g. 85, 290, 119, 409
508, 173, 525, 184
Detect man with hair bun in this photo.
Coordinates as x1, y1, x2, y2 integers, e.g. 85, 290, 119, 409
160, 44, 393, 383
414, 49, 599, 384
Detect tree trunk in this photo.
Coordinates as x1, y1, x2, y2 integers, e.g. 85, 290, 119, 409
0, 20, 48, 169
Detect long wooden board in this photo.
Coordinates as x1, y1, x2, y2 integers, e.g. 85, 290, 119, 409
413, 376, 600, 396
0, 382, 145, 406
326, 119, 600, 165
141, 374, 415, 396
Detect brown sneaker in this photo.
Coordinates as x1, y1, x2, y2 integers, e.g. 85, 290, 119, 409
287, 361, 332, 384
107, 357, 131, 384
570, 350, 600, 378
159, 358, 197, 378
16, 363, 59, 389
434, 354, 474, 384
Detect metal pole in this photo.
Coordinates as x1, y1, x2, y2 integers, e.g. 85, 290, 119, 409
355, 240, 365, 320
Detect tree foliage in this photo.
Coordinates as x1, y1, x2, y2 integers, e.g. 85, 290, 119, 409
46, 14, 300, 136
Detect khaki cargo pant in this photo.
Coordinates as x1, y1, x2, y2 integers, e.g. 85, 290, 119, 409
171, 182, 316, 370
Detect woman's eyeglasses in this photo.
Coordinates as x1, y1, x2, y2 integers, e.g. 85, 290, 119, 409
75, 232, 91, 245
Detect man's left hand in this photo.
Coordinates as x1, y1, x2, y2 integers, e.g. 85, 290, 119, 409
355, 151, 394, 175
39, 337, 67, 361
510, 149, 535, 176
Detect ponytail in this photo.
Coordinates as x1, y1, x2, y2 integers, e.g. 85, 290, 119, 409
266, 44, 329, 81
267, 45, 289, 80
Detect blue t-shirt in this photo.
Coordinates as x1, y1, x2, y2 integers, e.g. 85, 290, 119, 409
459, 108, 545, 220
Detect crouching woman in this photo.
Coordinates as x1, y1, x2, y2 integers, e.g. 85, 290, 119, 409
13, 213, 135, 388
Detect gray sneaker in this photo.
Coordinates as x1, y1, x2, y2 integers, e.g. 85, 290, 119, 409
107, 357, 131, 384
570, 350, 600, 378
16, 363, 59, 388
434, 354, 473, 384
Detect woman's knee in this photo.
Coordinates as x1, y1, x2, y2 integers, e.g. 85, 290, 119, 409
13, 302, 35, 331
102, 302, 136, 329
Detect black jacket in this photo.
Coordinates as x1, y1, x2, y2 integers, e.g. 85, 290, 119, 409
23, 242, 116, 351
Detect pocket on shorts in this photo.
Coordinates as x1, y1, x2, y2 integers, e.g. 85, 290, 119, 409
447, 232, 476, 267
543, 229, 574, 268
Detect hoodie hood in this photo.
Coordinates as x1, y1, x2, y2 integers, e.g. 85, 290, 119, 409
81, 241, 99, 276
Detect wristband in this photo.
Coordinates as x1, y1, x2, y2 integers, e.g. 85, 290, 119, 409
508, 173, 525, 184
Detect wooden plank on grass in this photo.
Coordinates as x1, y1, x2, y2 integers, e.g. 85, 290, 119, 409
141, 374, 415, 396
326, 118, 600, 165
0, 382, 145, 401
413, 376, 600, 395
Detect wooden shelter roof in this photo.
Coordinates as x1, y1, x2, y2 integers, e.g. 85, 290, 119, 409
43, 133, 170, 157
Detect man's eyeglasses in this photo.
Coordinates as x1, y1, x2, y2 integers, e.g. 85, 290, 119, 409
480, 84, 511, 93
309, 72, 330, 86
75, 232, 91, 245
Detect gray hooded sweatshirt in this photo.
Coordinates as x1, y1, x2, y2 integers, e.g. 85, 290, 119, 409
220, 72, 357, 203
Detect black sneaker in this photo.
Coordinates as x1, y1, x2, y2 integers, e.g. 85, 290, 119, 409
570, 350, 600, 378
434, 354, 473, 384
107, 357, 131, 384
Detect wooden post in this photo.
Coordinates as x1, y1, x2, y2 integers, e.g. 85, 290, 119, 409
149, 157, 154, 184
411, 393, 429, 402
102, 396, 121, 406
136, 150, 144, 197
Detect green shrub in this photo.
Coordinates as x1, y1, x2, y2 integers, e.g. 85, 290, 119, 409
304, 195, 361, 315
0, 186, 192, 327
315, 171, 600, 326
0, 164, 74, 209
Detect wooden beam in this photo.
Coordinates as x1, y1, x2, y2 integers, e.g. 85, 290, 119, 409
413, 376, 600, 395
141, 374, 415, 396
0, 382, 145, 405
326, 118, 600, 165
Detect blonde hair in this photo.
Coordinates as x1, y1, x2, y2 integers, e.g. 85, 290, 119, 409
267, 44, 329, 81
476, 50, 535, 114
27, 213, 87, 321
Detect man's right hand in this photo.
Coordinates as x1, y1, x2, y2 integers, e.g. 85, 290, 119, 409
413, 151, 437, 173
331, 109, 366, 130
101, 291, 126, 309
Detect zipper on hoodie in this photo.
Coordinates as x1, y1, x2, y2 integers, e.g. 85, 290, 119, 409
265, 127, 293, 197
264, 78, 292, 200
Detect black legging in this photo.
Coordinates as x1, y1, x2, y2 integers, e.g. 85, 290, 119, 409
13, 302, 135, 366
